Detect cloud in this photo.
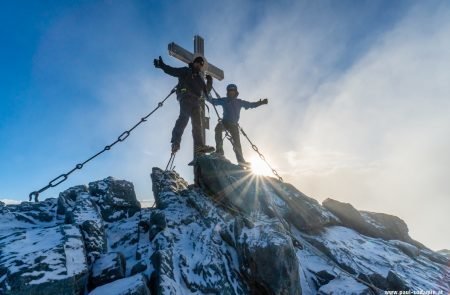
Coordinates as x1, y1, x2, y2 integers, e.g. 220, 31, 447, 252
25, 1, 449, 250
192, 1, 450, 250
1, 199, 21, 205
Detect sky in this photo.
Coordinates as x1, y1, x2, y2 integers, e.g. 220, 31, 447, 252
1, 0, 449, 251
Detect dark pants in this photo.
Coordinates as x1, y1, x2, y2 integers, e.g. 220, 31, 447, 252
171, 96, 203, 147
215, 121, 245, 162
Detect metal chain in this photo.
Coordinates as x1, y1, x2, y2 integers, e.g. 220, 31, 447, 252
238, 127, 283, 182
165, 152, 176, 171
211, 87, 283, 182
28, 86, 178, 202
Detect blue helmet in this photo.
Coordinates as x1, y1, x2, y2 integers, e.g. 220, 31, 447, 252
226, 84, 238, 91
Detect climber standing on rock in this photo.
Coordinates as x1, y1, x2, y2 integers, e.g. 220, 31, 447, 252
207, 84, 268, 166
153, 55, 215, 155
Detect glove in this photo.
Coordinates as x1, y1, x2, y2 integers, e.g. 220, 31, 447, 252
205, 74, 213, 83
260, 98, 268, 105
153, 56, 165, 68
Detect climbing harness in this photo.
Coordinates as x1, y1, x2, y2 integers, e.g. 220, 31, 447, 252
210, 87, 283, 182
28, 86, 178, 202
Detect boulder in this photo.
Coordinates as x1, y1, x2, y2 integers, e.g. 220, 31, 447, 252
235, 217, 301, 295
57, 185, 88, 215
89, 273, 150, 295
195, 154, 339, 232
0, 224, 88, 295
300, 226, 449, 291
149, 210, 167, 241
317, 276, 372, 295
65, 193, 107, 264
131, 260, 148, 276
0, 198, 58, 230
89, 177, 141, 222
323, 198, 421, 246
389, 240, 420, 258
90, 252, 126, 289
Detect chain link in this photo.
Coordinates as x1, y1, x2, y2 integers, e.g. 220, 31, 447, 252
28, 86, 177, 202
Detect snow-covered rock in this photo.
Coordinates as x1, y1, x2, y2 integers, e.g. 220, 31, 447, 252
89, 177, 141, 222
90, 252, 126, 290
89, 273, 150, 295
195, 154, 339, 232
0, 155, 448, 294
149, 168, 249, 294
0, 224, 88, 295
322, 198, 423, 247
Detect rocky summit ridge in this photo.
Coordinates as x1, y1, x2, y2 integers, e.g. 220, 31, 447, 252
0, 154, 448, 294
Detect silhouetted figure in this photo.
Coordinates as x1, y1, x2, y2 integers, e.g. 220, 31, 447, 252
154, 56, 215, 155
208, 84, 268, 166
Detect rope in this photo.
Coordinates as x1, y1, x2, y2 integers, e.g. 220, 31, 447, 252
28, 86, 178, 202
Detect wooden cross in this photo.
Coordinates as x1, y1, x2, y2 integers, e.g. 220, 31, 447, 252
168, 35, 224, 143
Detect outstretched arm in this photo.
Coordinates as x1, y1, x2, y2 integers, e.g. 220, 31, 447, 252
241, 98, 269, 109
206, 96, 224, 106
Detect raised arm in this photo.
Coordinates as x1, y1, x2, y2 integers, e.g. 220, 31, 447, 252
240, 98, 269, 109
153, 56, 187, 77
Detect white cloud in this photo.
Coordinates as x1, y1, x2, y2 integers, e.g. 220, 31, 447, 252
28, 1, 449, 250
1, 199, 21, 205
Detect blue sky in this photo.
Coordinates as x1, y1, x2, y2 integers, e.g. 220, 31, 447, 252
1, 1, 449, 250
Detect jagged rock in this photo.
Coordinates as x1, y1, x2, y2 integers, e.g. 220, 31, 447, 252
89, 273, 150, 295
65, 193, 107, 264
300, 226, 448, 291
90, 252, 126, 289
386, 270, 410, 291
322, 198, 421, 247
389, 240, 420, 258
150, 168, 249, 294
89, 177, 141, 222
57, 185, 88, 215
235, 217, 301, 295
2, 155, 449, 294
0, 201, 5, 206
0, 198, 58, 230
438, 249, 450, 259
420, 248, 450, 266
314, 270, 336, 286
149, 210, 167, 241
131, 260, 148, 276
317, 276, 372, 295
0, 224, 88, 295
268, 180, 340, 232
195, 154, 339, 232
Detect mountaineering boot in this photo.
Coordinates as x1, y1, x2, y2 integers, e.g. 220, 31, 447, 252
195, 145, 215, 154
171, 142, 180, 153
214, 148, 224, 156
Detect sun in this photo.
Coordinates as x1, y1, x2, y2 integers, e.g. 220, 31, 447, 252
249, 156, 273, 176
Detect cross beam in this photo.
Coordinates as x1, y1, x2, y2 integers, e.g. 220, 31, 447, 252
168, 35, 224, 80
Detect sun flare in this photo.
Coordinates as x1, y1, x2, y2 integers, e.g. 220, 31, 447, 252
249, 156, 273, 176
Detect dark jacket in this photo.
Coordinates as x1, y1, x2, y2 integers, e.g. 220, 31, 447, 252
160, 63, 212, 99
207, 96, 263, 124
